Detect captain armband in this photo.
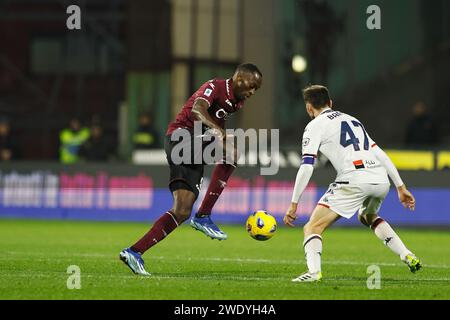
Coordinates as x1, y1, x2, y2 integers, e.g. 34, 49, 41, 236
301, 154, 317, 165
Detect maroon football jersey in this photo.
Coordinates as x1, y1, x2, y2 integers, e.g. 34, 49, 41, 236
166, 78, 244, 135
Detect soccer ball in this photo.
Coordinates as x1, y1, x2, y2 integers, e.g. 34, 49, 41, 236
246, 210, 277, 241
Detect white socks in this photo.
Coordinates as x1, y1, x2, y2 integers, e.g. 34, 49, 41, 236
303, 234, 323, 273
302, 219, 410, 274
372, 218, 411, 260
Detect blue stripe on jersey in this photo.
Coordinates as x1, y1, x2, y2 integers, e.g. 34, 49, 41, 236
302, 156, 315, 165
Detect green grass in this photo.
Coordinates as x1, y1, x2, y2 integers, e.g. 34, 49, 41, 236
0, 219, 449, 300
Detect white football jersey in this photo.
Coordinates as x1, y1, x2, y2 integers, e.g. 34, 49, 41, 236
302, 108, 389, 184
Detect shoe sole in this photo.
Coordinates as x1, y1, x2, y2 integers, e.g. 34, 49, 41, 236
119, 252, 151, 276
292, 278, 322, 283
190, 221, 227, 241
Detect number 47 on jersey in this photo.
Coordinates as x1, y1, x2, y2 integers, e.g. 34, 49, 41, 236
340, 120, 370, 151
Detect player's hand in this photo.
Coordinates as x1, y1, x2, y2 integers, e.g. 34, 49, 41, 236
223, 134, 239, 163
212, 128, 226, 140
397, 185, 416, 211
284, 203, 298, 227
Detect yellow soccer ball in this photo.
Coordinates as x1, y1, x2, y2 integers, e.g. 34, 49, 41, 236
246, 210, 277, 241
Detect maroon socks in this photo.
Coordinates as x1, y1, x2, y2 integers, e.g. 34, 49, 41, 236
196, 163, 236, 216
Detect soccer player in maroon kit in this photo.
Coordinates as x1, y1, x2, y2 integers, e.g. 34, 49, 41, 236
120, 64, 262, 275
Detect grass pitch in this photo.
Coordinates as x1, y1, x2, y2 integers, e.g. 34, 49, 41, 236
0, 219, 449, 300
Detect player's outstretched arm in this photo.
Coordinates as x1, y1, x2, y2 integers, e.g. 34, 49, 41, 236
284, 164, 314, 227
372, 145, 415, 211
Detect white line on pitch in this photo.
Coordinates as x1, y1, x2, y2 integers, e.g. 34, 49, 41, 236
3, 251, 450, 270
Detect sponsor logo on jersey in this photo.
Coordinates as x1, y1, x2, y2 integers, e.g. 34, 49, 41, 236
216, 108, 229, 119
302, 138, 310, 147
364, 159, 378, 168
353, 159, 365, 169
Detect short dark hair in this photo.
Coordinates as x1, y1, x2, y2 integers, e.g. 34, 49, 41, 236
302, 85, 331, 109
235, 63, 262, 78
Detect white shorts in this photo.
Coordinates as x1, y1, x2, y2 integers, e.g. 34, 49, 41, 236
318, 183, 390, 219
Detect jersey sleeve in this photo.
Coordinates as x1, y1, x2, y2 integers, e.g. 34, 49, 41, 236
301, 122, 321, 165
193, 80, 218, 108
372, 145, 404, 187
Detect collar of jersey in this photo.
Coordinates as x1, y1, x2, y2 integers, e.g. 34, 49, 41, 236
319, 107, 332, 116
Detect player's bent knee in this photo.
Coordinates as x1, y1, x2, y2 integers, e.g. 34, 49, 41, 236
303, 223, 323, 236
172, 193, 195, 223
172, 207, 192, 223
363, 213, 379, 228
358, 215, 370, 228
303, 223, 311, 235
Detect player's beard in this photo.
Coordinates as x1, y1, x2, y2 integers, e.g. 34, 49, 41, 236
235, 93, 245, 102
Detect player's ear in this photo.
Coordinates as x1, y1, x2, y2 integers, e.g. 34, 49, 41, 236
329, 100, 333, 109
235, 74, 244, 86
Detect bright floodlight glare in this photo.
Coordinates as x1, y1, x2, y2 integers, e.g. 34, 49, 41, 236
292, 55, 307, 73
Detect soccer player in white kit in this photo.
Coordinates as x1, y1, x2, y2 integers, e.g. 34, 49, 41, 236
284, 85, 422, 282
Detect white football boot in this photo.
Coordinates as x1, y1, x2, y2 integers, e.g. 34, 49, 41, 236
292, 271, 322, 282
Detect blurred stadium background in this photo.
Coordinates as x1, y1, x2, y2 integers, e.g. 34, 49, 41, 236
1, 0, 450, 227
